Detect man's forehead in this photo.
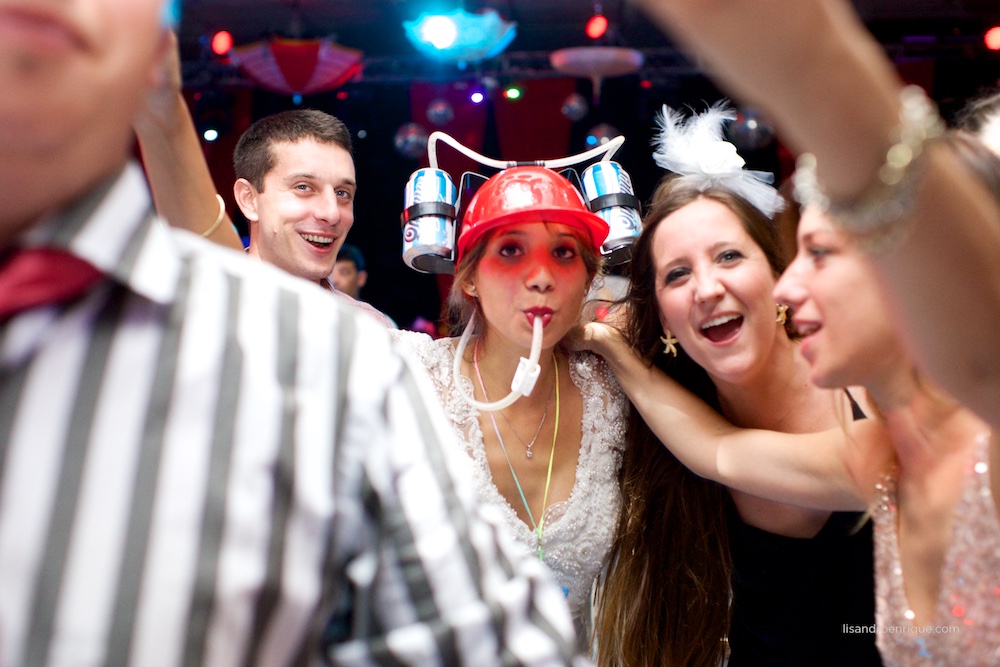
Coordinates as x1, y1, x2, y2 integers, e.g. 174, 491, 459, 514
269, 140, 356, 182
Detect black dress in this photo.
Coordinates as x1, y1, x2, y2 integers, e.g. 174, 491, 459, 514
726, 394, 883, 666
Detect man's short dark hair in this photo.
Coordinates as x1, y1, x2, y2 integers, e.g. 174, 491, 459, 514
233, 109, 352, 190
336, 243, 366, 272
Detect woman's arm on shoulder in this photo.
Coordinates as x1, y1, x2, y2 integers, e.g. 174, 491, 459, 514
574, 322, 886, 510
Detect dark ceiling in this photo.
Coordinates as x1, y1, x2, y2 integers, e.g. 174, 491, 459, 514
178, 0, 1000, 80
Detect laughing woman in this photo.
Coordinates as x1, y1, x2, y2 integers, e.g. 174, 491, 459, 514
589, 105, 883, 667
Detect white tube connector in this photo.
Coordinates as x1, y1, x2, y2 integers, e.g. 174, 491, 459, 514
453, 313, 544, 412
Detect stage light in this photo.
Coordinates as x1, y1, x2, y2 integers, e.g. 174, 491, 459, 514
194, 90, 233, 144
503, 84, 522, 100
470, 90, 486, 104
986, 26, 1000, 51
585, 6, 608, 40
403, 8, 516, 62
585, 123, 618, 147
211, 30, 233, 56
420, 15, 458, 49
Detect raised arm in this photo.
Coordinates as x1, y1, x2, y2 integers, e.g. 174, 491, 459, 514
575, 322, 888, 511
632, 0, 1000, 431
133, 31, 244, 250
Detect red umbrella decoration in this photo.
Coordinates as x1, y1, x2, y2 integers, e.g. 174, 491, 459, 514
229, 37, 363, 96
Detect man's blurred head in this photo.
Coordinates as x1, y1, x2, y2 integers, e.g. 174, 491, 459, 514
331, 243, 367, 298
0, 0, 169, 238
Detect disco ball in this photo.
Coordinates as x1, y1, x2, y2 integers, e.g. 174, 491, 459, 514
393, 122, 429, 159
561, 92, 589, 122
726, 108, 776, 152
426, 98, 455, 126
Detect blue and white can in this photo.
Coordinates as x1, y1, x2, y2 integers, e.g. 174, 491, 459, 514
581, 161, 642, 265
401, 168, 458, 274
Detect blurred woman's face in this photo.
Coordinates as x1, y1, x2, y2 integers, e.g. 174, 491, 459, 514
466, 222, 590, 350
773, 207, 907, 390
652, 197, 784, 386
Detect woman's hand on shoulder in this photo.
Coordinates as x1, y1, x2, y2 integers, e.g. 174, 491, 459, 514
565, 321, 620, 356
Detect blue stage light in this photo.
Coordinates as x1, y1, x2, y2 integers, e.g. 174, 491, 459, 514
404, 8, 516, 63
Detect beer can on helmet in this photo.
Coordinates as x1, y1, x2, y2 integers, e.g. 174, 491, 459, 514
456, 166, 609, 264
581, 161, 642, 265
401, 168, 458, 274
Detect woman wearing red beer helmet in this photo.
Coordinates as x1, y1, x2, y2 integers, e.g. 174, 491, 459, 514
393, 165, 631, 651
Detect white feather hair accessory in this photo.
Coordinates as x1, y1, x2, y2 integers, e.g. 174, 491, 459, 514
652, 101, 785, 218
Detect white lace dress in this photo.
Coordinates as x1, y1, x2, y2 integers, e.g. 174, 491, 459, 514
392, 330, 628, 646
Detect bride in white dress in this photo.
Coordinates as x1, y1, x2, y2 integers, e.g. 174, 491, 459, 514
393, 166, 627, 650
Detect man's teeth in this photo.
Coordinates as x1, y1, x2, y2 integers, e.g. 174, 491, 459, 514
301, 233, 333, 245
701, 314, 740, 330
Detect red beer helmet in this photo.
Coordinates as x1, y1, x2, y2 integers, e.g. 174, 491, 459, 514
456, 167, 610, 263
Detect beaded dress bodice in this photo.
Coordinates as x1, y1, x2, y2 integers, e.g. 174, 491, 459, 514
392, 331, 627, 637
873, 430, 1000, 666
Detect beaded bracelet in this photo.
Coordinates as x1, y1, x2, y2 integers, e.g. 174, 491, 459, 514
202, 194, 227, 238
793, 85, 945, 251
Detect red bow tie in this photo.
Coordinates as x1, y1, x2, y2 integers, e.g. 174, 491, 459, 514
0, 247, 104, 322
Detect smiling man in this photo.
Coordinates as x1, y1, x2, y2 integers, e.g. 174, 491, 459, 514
234, 110, 356, 281
232, 109, 395, 327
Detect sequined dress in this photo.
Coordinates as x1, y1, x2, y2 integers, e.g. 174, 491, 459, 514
392, 331, 627, 646
873, 430, 1000, 666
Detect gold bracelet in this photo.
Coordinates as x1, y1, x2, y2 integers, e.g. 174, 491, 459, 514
792, 85, 944, 244
202, 194, 227, 238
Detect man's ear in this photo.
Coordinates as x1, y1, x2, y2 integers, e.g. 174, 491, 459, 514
233, 179, 259, 222
357, 270, 368, 289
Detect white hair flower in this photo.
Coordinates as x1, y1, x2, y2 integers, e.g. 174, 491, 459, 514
652, 101, 784, 218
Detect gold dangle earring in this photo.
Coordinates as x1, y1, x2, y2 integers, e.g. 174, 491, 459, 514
660, 330, 679, 357
775, 303, 789, 325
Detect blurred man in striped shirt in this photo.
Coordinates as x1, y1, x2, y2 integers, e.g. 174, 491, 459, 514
0, 0, 588, 664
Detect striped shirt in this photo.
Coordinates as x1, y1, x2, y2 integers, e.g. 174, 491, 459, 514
0, 164, 588, 667
321, 280, 398, 329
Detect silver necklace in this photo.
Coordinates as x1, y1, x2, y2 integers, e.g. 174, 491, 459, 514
473, 338, 555, 459
499, 379, 554, 459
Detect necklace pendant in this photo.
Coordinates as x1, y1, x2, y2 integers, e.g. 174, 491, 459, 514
525, 450, 533, 459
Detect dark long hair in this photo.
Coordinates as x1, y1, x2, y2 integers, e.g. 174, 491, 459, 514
595, 176, 792, 667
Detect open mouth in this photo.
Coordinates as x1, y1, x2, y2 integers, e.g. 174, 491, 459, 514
700, 313, 743, 343
792, 321, 822, 339
300, 232, 334, 249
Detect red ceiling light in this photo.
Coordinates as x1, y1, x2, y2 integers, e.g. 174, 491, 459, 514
986, 26, 1000, 51
211, 30, 233, 56
585, 6, 608, 40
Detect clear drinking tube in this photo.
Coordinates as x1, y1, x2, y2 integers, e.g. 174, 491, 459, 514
452, 312, 544, 412
427, 130, 624, 170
